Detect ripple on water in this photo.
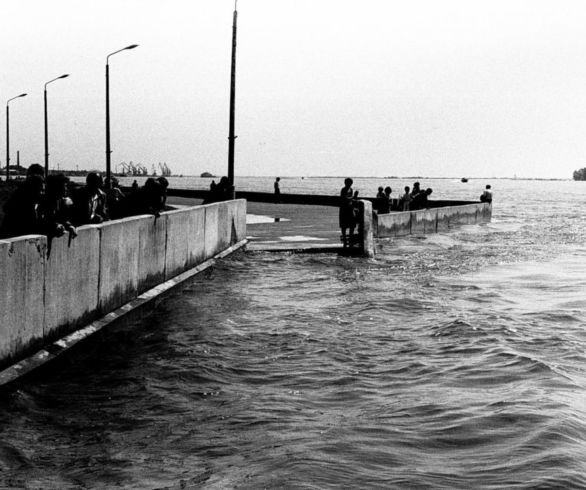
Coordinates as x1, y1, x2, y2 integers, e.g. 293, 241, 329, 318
2, 202, 586, 487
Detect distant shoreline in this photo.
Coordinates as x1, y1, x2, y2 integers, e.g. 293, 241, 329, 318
64, 173, 571, 182
3, 171, 571, 182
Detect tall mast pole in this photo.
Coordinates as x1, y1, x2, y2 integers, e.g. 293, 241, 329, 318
5, 105, 9, 181
227, 0, 238, 199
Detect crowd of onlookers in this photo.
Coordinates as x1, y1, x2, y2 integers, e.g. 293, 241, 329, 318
373, 181, 433, 214
340, 179, 436, 246
340, 178, 493, 247
0, 163, 170, 239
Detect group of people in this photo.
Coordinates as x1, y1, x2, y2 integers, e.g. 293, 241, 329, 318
373, 181, 434, 213
0, 163, 170, 239
204, 176, 233, 204
401, 182, 433, 211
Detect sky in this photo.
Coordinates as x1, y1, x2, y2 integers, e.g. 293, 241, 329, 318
2, 0, 586, 178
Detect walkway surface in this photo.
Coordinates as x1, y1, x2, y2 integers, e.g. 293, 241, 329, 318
167, 197, 343, 252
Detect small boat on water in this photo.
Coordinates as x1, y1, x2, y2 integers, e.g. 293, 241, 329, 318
461, 177, 468, 183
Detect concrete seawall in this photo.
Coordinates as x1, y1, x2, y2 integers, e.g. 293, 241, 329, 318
166, 187, 482, 209
0, 199, 246, 370
375, 202, 492, 238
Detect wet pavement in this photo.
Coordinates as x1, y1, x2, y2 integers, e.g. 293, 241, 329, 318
167, 197, 343, 252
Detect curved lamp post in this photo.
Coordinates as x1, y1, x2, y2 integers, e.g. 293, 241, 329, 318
6, 93, 27, 181
44, 74, 69, 178
106, 44, 138, 188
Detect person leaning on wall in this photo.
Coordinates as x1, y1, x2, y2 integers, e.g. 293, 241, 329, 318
72, 171, 109, 225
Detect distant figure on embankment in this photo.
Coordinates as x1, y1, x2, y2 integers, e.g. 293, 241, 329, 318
339, 178, 357, 247
127, 177, 168, 217
274, 177, 281, 203
480, 185, 493, 203
203, 176, 232, 204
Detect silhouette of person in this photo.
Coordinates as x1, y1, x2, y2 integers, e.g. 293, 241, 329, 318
27, 163, 45, 178
412, 188, 433, 210
383, 186, 392, 213
480, 185, 493, 203
401, 186, 412, 211
217, 176, 231, 201
72, 172, 108, 225
411, 182, 421, 198
0, 174, 45, 238
129, 178, 166, 217
42, 174, 76, 238
375, 186, 391, 214
274, 177, 281, 203
339, 178, 356, 247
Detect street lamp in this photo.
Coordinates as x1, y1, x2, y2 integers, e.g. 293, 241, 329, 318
106, 44, 138, 188
44, 74, 69, 178
6, 93, 27, 181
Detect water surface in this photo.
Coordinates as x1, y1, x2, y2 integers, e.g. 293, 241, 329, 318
1, 178, 585, 488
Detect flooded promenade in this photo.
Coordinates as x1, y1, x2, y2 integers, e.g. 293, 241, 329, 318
0, 178, 586, 488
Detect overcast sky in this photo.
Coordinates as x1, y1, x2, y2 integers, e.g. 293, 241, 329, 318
2, 0, 586, 178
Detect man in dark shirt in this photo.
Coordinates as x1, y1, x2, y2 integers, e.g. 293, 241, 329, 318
411, 188, 433, 210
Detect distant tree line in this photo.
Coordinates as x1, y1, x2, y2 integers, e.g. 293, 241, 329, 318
573, 168, 586, 180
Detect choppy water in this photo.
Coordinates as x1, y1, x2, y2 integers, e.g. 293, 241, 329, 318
2, 178, 586, 488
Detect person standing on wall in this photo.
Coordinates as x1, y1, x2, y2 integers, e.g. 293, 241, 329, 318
400, 186, 412, 211
339, 178, 356, 247
274, 177, 281, 203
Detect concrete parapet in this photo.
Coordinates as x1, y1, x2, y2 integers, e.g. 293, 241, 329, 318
436, 206, 452, 231
164, 209, 190, 280
410, 208, 440, 234
228, 199, 247, 244
410, 210, 426, 234
376, 202, 491, 238
217, 201, 231, 251
45, 226, 101, 338
0, 199, 246, 370
452, 205, 477, 226
423, 208, 438, 233
377, 211, 411, 237
204, 204, 220, 258
0, 236, 46, 364
481, 203, 492, 222
359, 200, 375, 257
187, 206, 206, 269
98, 217, 143, 314
138, 214, 168, 292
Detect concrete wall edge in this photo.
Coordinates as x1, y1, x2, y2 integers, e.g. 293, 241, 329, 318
0, 239, 248, 392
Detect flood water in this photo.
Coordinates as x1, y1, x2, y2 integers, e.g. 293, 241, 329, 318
1, 178, 586, 488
